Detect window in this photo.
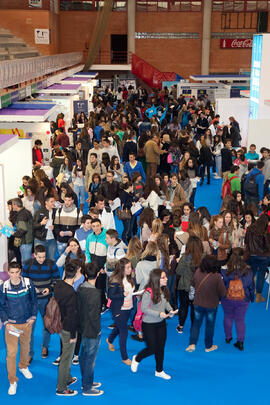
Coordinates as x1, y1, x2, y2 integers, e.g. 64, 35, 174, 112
213, 0, 270, 11
136, 1, 202, 11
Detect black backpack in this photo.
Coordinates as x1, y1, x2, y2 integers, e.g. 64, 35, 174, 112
244, 172, 260, 196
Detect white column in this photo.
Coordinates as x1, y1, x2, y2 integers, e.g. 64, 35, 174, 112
201, 0, 212, 75
128, 0, 136, 56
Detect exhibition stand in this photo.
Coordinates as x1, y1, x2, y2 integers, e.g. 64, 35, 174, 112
215, 98, 250, 146
248, 34, 270, 151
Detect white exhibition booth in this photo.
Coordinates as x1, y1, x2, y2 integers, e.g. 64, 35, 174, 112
247, 34, 270, 152
0, 135, 32, 272
215, 98, 250, 146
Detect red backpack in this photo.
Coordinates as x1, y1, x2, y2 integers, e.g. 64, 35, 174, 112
133, 288, 153, 332
221, 175, 237, 199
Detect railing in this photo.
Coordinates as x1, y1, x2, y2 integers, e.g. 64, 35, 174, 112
60, 0, 127, 11
0, 52, 83, 89
92, 50, 131, 65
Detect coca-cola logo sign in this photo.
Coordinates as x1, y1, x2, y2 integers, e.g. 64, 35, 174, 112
220, 39, 253, 49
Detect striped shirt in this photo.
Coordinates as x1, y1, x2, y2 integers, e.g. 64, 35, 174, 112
22, 259, 60, 300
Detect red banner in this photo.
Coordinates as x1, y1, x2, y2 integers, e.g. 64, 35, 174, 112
131, 54, 176, 89
220, 38, 253, 49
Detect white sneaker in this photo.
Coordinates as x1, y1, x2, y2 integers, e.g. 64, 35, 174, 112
155, 370, 171, 380
131, 355, 139, 373
19, 367, 33, 379
8, 382, 17, 395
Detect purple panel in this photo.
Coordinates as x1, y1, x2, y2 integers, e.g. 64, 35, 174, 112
0, 134, 17, 146
62, 77, 89, 82
46, 84, 80, 90
0, 109, 49, 116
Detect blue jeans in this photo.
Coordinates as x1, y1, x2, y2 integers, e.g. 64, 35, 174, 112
249, 255, 270, 294
190, 188, 196, 206
167, 273, 176, 308
79, 335, 101, 392
189, 305, 218, 349
74, 184, 86, 205
20, 243, 32, 266
57, 241, 67, 257
121, 216, 135, 245
34, 238, 56, 261
108, 310, 130, 360
30, 297, 51, 357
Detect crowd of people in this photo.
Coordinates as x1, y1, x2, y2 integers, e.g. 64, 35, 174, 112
1, 84, 270, 397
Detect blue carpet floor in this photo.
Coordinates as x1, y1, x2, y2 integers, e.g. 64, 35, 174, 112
0, 175, 269, 404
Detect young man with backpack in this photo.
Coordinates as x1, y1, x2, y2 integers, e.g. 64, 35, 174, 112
244, 161, 265, 206
0, 262, 37, 396
54, 262, 79, 396
222, 165, 241, 199
105, 229, 127, 278
22, 244, 60, 361
77, 263, 104, 396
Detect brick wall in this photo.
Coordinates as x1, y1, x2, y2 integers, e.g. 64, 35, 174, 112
0, 10, 59, 55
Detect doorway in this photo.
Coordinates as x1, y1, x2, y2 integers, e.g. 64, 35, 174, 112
111, 35, 127, 63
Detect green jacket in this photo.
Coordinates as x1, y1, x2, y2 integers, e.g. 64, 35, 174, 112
227, 172, 241, 194
175, 254, 195, 292
14, 208, 33, 245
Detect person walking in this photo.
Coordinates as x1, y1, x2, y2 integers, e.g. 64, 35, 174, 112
221, 248, 255, 351
107, 258, 135, 365
0, 262, 37, 396
77, 263, 104, 396
186, 255, 226, 353
131, 269, 175, 380
54, 262, 79, 396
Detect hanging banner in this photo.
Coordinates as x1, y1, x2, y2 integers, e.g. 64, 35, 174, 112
220, 39, 253, 49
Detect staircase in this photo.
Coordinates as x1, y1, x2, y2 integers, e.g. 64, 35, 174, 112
131, 54, 182, 89
0, 27, 39, 61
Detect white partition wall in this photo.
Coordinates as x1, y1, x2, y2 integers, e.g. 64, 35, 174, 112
0, 164, 8, 272
215, 98, 250, 146
0, 139, 32, 202
248, 34, 270, 150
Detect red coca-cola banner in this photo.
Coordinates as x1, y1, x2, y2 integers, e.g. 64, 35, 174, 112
220, 38, 253, 49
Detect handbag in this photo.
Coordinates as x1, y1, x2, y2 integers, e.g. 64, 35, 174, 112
167, 152, 173, 164
117, 206, 131, 220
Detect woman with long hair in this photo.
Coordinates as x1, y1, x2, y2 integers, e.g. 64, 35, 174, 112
131, 268, 175, 380
110, 155, 124, 182
59, 182, 78, 206
88, 173, 101, 207
221, 248, 255, 351
176, 236, 204, 334
185, 157, 199, 206
135, 242, 160, 291
127, 236, 143, 269
138, 207, 155, 247
140, 176, 167, 217
56, 237, 86, 269
188, 212, 210, 254
72, 158, 86, 212
179, 169, 192, 202
149, 218, 164, 242
102, 152, 111, 171
59, 156, 73, 184
209, 215, 230, 265
107, 258, 135, 365
245, 214, 270, 302
186, 255, 226, 353
197, 206, 211, 234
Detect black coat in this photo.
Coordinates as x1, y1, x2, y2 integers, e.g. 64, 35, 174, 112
33, 207, 57, 241
77, 283, 101, 338
221, 148, 232, 172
